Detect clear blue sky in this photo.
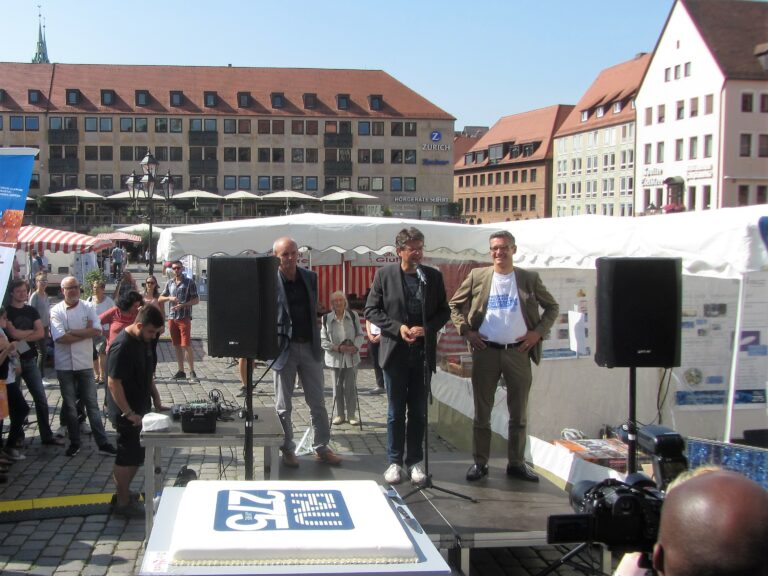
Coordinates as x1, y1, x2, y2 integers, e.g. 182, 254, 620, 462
2, 0, 673, 129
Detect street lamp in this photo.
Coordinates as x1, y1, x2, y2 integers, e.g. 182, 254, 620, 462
126, 150, 173, 276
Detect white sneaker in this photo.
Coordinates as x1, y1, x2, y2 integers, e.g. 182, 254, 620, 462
384, 463, 404, 485
80, 421, 92, 435
409, 462, 427, 485
3, 448, 26, 461
55, 426, 67, 438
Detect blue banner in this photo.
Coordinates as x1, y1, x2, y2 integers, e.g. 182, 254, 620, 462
0, 149, 37, 296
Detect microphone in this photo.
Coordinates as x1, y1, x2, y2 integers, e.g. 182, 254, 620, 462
415, 265, 428, 285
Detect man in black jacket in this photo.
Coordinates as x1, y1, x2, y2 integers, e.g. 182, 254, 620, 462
365, 227, 450, 486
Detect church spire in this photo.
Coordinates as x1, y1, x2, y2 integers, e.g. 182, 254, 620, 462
31, 5, 50, 64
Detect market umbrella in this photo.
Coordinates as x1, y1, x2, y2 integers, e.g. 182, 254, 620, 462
45, 188, 103, 212
320, 190, 378, 213
259, 190, 319, 213
106, 190, 167, 202
224, 190, 260, 213
96, 231, 142, 243
172, 190, 222, 209
117, 223, 164, 235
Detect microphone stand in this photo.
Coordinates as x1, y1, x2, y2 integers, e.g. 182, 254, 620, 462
244, 357, 255, 480
403, 267, 476, 503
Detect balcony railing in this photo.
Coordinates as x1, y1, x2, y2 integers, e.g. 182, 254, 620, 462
323, 160, 353, 176
188, 159, 219, 175
48, 158, 79, 173
188, 131, 219, 146
48, 129, 79, 145
324, 133, 353, 148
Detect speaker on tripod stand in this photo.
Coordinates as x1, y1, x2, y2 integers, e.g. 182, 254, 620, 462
594, 257, 682, 473
208, 255, 279, 479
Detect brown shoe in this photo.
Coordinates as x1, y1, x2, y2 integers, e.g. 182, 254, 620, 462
314, 448, 342, 466
281, 450, 299, 468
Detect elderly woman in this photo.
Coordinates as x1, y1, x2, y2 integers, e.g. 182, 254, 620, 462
320, 291, 364, 426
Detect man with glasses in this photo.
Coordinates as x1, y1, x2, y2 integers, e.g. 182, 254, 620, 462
449, 230, 558, 483
365, 227, 450, 486
50, 277, 117, 457
159, 260, 199, 382
5, 278, 62, 447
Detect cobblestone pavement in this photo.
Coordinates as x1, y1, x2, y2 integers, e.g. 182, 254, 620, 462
0, 269, 589, 575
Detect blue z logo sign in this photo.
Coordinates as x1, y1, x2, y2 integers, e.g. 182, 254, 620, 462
430, 130, 442, 142
214, 489, 354, 531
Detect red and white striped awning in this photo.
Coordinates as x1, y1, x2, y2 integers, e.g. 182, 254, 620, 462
96, 231, 142, 243
17, 225, 114, 254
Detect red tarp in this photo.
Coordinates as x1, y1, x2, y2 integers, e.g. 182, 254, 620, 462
17, 225, 114, 254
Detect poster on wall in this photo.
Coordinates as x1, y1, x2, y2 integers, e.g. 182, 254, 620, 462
538, 269, 593, 360
0, 149, 38, 296
674, 273, 767, 409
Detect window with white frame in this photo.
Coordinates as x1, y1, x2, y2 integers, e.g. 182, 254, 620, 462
581, 110, 588, 122
596, 106, 605, 118
613, 102, 622, 114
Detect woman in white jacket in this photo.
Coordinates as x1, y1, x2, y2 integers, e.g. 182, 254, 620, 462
320, 291, 364, 426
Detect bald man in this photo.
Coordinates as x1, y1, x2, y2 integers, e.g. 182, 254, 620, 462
653, 470, 768, 576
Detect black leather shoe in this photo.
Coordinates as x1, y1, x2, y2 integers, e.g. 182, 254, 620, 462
466, 463, 488, 481
506, 462, 539, 483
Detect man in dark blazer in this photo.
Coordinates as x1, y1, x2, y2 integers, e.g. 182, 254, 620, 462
449, 230, 558, 483
365, 227, 450, 486
273, 236, 341, 468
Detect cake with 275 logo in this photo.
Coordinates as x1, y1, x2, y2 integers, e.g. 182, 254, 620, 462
169, 480, 419, 565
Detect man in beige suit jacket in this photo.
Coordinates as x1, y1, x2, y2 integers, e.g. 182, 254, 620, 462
449, 230, 558, 483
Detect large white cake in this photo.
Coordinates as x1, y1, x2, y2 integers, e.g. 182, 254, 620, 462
169, 480, 419, 566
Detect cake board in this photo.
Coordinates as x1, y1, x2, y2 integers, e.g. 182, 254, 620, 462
140, 486, 451, 576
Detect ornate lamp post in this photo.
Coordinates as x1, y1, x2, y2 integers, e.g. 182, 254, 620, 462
126, 151, 173, 276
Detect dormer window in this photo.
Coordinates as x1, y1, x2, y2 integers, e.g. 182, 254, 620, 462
136, 90, 150, 106
28, 89, 42, 104
303, 93, 317, 109
523, 144, 535, 157
580, 110, 588, 122
613, 102, 622, 114
237, 91, 251, 108
66, 89, 81, 105
464, 153, 473, 166
170, 90, 184, 107
204, 91, 218, 107
369, 94, 383, 111
596, 105, 605, 118
510, 145, 520, 159
337, 94, 350, 110
271, 92, 285, 108
0, 89, 6, 103
101, 89, 116, 106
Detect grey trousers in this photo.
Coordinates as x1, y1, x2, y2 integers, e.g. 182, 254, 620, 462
332, 367, 358, 420
470, 346, 532, 466
273, 342, 331, 453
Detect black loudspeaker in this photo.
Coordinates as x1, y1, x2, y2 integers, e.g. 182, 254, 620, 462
595, 257, 682, 368
207, 255, 279, 360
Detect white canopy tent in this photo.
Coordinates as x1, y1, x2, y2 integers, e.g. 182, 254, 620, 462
157, 208, 768, 442
157, 213, 493, 260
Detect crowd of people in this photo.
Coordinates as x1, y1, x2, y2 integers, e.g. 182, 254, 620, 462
0, 231, 765, 575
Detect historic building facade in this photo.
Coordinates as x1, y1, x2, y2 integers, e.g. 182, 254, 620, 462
453, 105, 572, 223
635, 0, 768, 213
0, 63, 455, 219
552, 53, 650, 217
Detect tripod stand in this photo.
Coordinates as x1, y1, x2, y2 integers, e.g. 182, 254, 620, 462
402, 269, 476, 503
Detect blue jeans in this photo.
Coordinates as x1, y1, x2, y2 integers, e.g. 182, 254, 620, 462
57, 369, 109, 447
383, 345, 428, 468
19, 356, 53, 441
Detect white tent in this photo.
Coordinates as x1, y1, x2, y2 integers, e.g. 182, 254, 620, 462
157, 213, 493, 260
484, 205, 768, 280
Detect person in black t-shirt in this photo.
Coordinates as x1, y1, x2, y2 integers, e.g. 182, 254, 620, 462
106, 305, 165, 518
5, 279, 60, 446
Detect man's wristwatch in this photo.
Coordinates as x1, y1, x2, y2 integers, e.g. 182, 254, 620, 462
122, 409, 135, 418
